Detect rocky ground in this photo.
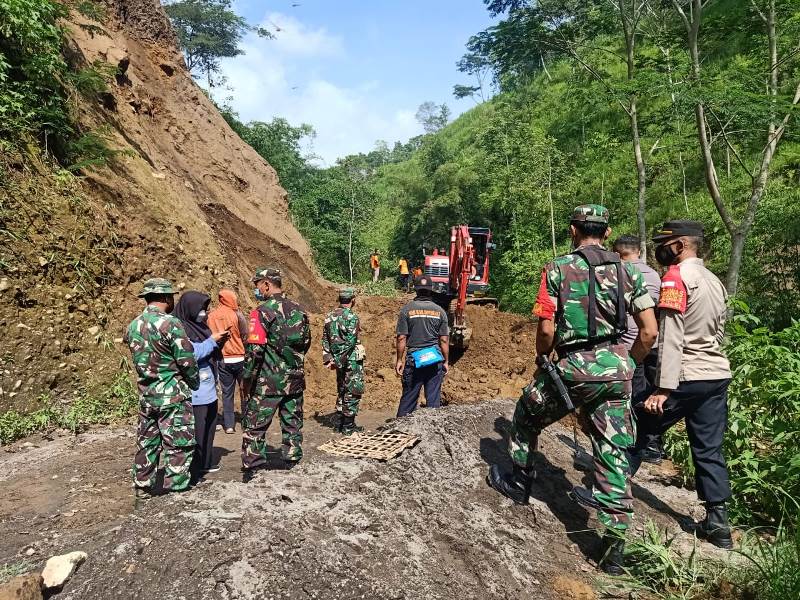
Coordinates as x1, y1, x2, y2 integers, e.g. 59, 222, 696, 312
0, 400, 736, 600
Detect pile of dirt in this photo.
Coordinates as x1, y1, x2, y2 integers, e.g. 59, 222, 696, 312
303, 297, 536, 414
0, 0, 330, 414
0, 400, 730, 600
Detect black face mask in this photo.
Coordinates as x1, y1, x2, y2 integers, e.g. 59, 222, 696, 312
655, 241, 680, 266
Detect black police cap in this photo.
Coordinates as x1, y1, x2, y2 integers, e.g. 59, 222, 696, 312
652, 220, 704, 243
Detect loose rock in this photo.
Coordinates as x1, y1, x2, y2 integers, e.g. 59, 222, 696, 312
41, 551, 87, 590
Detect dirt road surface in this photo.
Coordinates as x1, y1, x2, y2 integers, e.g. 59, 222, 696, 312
0, 399, 727, 600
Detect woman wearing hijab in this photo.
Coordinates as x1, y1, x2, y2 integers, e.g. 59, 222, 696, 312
174, 291, 229, 484
208, 289, 249, 433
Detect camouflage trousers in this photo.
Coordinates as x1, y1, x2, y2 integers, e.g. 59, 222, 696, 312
241, 392, 304, 468
335, 360, 364, 417
133, 400, 195, 491
510, 373, 635, 532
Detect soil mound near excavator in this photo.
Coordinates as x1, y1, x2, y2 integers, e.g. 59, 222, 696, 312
304, 298, 536, 414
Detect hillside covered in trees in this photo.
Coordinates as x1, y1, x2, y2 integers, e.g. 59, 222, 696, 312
240, 0, 799, 329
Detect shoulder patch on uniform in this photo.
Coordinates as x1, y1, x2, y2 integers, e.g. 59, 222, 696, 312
658, 265, 687, 313
247, 308, 267, 344
533, 268, 556, 319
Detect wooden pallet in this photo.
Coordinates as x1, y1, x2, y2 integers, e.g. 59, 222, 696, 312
318, 431, 420, 461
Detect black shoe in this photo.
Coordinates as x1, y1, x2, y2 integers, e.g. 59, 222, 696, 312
569, 486, 604, 511
134, 486, 155, 500
641, 440, 664, 465
241, 465, 262, 483
693, 503, 733, 550
341, 415, 364, 436
282, 459, 300, 471
641, 449, 663, 465
334, 411, 343, 433
599, 534, 626, 576
487, 464, 534, 505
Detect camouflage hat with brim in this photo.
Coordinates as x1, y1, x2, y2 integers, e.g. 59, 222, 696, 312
338, 287, 356, 302
652, 220, 704, 243
251, 267, 282, 283
138, 277, 176, 297
414, 275, 434, 291
571, 204, 610, 224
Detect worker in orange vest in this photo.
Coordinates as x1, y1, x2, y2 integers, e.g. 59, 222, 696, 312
370, 250, 381, 282
398, 257, 410, 291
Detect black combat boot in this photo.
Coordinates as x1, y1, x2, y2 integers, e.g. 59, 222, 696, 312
341, 415, 364, 436
134, 486, 155, 500
598, 534, 626, 576
694, 502, 733, 549
569, 485, 604, 511
641, 437, 664, 465
487, 464, 535, 505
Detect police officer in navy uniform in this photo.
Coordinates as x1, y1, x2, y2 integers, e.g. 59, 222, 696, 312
629, 221, 734, 549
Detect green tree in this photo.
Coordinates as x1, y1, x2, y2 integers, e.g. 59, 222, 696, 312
220, 109, 316, 197
164, 0, 272, 88
0, 0, 69, 147
415, 101, 451, 134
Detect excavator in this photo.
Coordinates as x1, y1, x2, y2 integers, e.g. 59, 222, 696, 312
423, 225, 497, 349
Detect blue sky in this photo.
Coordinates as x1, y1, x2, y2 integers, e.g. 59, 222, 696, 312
218, 1, 497, 164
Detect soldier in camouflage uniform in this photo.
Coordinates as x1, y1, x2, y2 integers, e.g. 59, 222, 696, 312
124, 278, 200, 498
487, 205, 658, 575
322, 288, 365, 434
241, 268, 311, 480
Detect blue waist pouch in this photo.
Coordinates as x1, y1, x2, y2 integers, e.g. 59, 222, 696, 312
410, 345, 444, 368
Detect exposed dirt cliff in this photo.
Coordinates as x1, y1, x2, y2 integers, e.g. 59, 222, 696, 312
0, 0, 329, 414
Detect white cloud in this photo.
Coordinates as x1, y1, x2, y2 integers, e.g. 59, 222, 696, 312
216, 13, 423, 165
263, 13, 344, 58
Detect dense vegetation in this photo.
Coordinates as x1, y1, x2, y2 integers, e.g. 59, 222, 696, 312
0, 0, 122, 167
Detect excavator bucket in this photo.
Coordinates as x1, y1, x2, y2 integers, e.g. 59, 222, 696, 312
450, 325, 472, 350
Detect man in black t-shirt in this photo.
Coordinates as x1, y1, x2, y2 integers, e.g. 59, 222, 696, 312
395, 276, 450, 417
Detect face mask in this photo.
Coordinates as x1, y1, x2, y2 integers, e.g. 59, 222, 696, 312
254, 288, 265, 301
197, 310, 208, 323
655, 241, 680, 266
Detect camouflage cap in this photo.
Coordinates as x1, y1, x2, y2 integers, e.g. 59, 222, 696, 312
251, 267, 282, 283
571, 204, 610, 224
338, 287, 356, 302
138, 277, 176, 297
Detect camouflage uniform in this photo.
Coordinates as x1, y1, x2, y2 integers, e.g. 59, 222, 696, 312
509, 206, 654, 532
241, 270, 311, 468
124, 278, 200, 492
322, 292, 364, 419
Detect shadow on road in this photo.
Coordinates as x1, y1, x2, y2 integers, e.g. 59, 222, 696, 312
479, 416, 600, 563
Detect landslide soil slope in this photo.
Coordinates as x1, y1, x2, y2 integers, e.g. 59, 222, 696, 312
0, 400, 729, 600
0, 0, 330, 414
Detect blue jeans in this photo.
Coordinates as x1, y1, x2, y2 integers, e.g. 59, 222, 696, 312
397, 355, 445, 417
